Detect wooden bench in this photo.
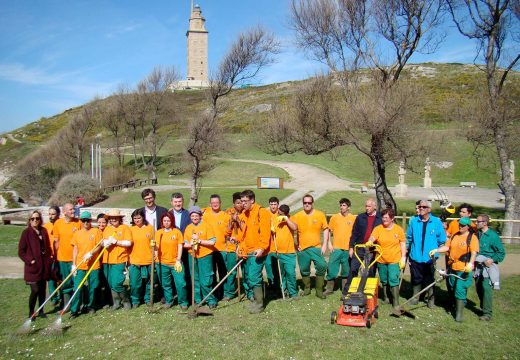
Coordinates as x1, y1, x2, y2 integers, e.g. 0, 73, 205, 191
459, 181, 477, 188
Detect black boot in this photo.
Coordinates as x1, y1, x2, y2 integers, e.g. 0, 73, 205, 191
111, 291, 121, 310
455, 299, 465, 322
249, 287, 265, 314
427, 287, 435, 308
390, 286, 400, 311
323, 280, 335, 296
409, 285, 421, 305
315, 276, 326, 299
302, 276, 311, 296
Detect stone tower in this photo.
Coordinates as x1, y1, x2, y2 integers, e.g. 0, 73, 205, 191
186, 2, 208, 84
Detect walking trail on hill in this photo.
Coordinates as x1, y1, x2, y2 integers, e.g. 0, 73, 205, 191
1, 158, 514, 278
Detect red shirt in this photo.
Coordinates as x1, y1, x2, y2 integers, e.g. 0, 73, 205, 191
363, 214, 376, 243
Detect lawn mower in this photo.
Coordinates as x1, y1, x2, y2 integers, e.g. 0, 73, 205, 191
331, 243, 382, 328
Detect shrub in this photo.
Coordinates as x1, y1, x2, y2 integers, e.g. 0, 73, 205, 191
48, 173, 104, 206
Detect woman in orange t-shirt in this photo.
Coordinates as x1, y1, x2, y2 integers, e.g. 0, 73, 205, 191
368, 208, 406, 310
129, 209, 154, 307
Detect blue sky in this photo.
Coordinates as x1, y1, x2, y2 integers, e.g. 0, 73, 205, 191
0, 0, 481, 134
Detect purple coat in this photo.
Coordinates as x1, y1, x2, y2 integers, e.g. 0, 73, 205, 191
18, 226, 54, 282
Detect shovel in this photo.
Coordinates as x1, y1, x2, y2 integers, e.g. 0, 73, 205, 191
47, 248, 106, 334
188, 258, 245, 318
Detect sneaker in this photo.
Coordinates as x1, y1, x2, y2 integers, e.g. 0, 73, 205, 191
493, 283, 500, 290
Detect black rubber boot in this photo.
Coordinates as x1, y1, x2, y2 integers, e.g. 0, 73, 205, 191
427, 287, 435, 308
121, 291, 131, 310
391, 286, 400, 310
302, 277, 311, 296
380, 285, 390, 304
410, 285, 421, 305
110, 291, 121, 311
249, 287, 265, 314
455, 299, 465, 322
323, 280, 335, 296
315, 276, 326, 299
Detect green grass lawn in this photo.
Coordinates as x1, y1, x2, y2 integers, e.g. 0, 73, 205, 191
1, 276, 519, 359
0, 225, 24, 257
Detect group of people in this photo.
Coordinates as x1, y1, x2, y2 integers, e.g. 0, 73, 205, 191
18, 190, 505, 322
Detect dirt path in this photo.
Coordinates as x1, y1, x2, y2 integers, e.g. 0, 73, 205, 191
1, 255, 518, 279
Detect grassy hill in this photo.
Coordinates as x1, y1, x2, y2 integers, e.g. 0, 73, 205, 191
1, 63, 518, 192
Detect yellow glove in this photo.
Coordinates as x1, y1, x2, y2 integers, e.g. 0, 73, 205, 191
429, 249, 437, 258
464, 263, 473, 273
271, 225, 276, 233
399, 258, 406, 270
365, 241, 373, 247
276, 215, 287, 224
150, 240, 156, 247
174, 261, 183, 273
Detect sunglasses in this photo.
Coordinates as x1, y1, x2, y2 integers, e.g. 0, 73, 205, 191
418, 206, 429, 209
303, 202, 313, 205
30, 217, 41, 221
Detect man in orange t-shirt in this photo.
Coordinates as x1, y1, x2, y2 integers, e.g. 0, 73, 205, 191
324, 198, 356, 297
43, 205, 61, 306
53, 203, 81, 305
102, 209, 133, 310
292, 194, 329, 299
70, 211, 103, 317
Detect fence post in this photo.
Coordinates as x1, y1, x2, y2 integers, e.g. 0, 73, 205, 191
402, 212, 407, 231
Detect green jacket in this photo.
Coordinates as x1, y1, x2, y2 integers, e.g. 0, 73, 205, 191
477, 228, 505, 263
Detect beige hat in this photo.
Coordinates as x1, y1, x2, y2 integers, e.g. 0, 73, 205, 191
105, 209, 125, 218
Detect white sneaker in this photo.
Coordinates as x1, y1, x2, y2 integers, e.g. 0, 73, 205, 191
493, 282, 500, 290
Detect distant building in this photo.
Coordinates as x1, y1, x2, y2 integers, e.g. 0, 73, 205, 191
172, 2, 209, 90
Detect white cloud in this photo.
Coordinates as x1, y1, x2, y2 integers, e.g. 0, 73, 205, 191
0, 63, 64, 85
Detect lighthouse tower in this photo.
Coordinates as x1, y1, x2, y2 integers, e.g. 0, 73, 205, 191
185, 2, 209, 88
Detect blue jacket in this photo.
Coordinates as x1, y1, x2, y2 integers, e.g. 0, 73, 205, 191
406, 214, 446, 263
170, 208, 191, 234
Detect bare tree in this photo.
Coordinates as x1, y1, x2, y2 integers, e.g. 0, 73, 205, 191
447, 0, 520, 241
103, 92, 127, 167
186, 26, 280, 206
273, 0, 446, 210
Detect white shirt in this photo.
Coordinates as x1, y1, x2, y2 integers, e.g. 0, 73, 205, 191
145, 206, 157, 229
173, 209, 182, 229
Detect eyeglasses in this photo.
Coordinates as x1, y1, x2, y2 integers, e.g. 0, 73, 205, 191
476, 220, 486, 223
30, 217, 41, 221
418, 206, 429, 209
303, 202, 313, 205
143, 197, 154, 201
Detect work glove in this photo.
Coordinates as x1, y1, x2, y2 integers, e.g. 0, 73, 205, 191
71, 264, 77, 276
429, 249, 438, 258
399, 258, 406, 270
365, 240, 373, 247
150, 240, 156, 247
103, 239, 113, 248
109, 236, 117, 245
464, 262, 473, 273
82, 252, 92, 261
174, 261, 183, 273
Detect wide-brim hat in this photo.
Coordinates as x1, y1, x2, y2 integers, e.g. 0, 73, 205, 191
105, 209, 125, 218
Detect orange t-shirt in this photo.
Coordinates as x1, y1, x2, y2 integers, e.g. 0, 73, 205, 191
53, 218, 81, 262
273, 220, 296, 254
237, 203, 271, 255
102, 224, 132, 264
268, 212, 279, 253
292, 210, 328, 250
370, 224, 406, 264
71, 228, 103, 270
446, 232, 479, 271
225, 208, 243, 250
202, 210, 232, 252
43, 222, 55, 256
156, 228, 184, 265
184, 222, 215, 258
329, 213, 356, 250
129, 224, 154, 265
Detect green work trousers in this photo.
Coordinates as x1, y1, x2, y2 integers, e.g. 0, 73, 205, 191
48, 262, 60, 303
297, 247, 327, 277
448, 270, 473, 301
58, 261, 74, 295
325, 249, 350, 281
71, 268, 100, 313
377, 263, 400, 287
189, 254, 217, 306
129, 264, 151, 305
243, 253, 266, 298
103, 263, 126, 293
159, 263, 188, 306
475, 275, 493, 317
278, 253, 298, 297
214, 251, 238, 299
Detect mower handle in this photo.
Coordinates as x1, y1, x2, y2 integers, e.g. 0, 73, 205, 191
354, 243, 383, 270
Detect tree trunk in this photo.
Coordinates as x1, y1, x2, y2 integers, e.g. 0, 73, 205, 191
189, 157, 200, 207
370, 137, 397, 212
